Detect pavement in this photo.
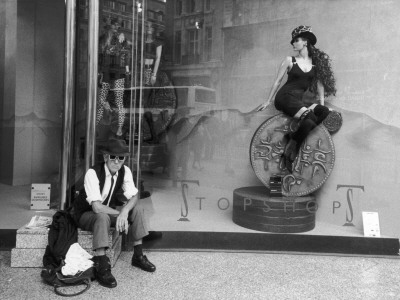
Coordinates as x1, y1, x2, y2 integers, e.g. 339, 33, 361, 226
1, 250, 400, 300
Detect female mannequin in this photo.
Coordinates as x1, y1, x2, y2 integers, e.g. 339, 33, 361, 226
97, 19, 130, 136
258, 25, 336, 171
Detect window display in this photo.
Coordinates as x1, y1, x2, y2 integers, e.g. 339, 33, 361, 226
97, 17, 130, 136
69, 0, 400, 251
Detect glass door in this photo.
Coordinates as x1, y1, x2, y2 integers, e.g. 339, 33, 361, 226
68, 0, 166, 205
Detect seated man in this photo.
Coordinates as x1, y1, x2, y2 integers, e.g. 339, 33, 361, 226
72, 138, 155, 288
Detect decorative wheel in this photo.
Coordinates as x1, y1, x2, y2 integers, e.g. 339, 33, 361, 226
323, 110, 343, 134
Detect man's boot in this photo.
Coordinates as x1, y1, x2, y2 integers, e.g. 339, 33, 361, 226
92, 255, 117, 288
131, 245, 156, 272
131, 254, 156, 272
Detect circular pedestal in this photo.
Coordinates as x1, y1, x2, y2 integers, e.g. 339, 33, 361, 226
233, 186, 316, 233
250, 114, 335, 197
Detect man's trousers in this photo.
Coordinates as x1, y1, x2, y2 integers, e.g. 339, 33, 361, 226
78, 203, 149, 250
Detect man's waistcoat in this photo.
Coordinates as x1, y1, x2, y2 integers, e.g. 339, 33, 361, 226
72, 163, 125, 224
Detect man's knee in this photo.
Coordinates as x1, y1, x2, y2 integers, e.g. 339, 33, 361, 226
94, 212, 111, 227
129, 205, 145, 221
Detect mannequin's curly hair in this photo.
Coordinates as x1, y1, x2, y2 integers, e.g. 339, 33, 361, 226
307, 43, 336, 97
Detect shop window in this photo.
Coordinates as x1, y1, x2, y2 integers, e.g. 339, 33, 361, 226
187, 29, 199, 64
205, 26, 212, 61
176, 0, 183, 15
157, 11, 164, 22
104, 0, 116, 10
175, 31, 182, 64
79, 6, 88, 20
205, 0, 211, 11
60, 0, 400, 256
188, 0, 196, 13
118, 2, 126, 12
148, 10, 155, 20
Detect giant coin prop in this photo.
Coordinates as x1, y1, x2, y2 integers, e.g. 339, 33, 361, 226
250, 114, 335, 197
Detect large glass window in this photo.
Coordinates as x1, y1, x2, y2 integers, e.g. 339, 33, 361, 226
174, 30, 182, 63
205, 0, 211, 11
67, 0, 400, 249
0, 0, 64, 208
188, 29, 199, 63
205, 26, 212, 61
0, 0, 65, 240
175, 0, 182, 16
188, 0, 196, 13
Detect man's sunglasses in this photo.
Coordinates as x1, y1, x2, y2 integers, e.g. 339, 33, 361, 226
108, 154, 126, 162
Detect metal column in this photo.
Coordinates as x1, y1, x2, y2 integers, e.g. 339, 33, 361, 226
85, 0, 99, 170
60, 0, 76, 210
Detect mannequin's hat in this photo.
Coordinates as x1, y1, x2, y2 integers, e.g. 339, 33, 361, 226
290, 25, 317, 45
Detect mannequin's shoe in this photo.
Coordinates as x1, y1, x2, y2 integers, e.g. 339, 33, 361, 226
283, 138, 298, 173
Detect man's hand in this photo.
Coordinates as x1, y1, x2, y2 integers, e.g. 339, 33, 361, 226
118, 33, 125, 43
116, 210, 129, 234
115, 195, 138, 234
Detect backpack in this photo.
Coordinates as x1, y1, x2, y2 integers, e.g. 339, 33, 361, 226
41, 210, 94, 296
41, 263, 95, 297
42, 210, 78, 268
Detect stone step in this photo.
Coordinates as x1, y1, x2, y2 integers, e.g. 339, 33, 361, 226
15, 225, 119, 249
11, 234, 122, 268
12, 222, 122, 268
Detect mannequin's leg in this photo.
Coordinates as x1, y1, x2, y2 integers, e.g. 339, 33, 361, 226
308, 104, 330, 124
284, 110, 318, 172
143, 111, 158, 144
291, 111, 318, 145
96, 82, 111, 125
113, 78, 125, 136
